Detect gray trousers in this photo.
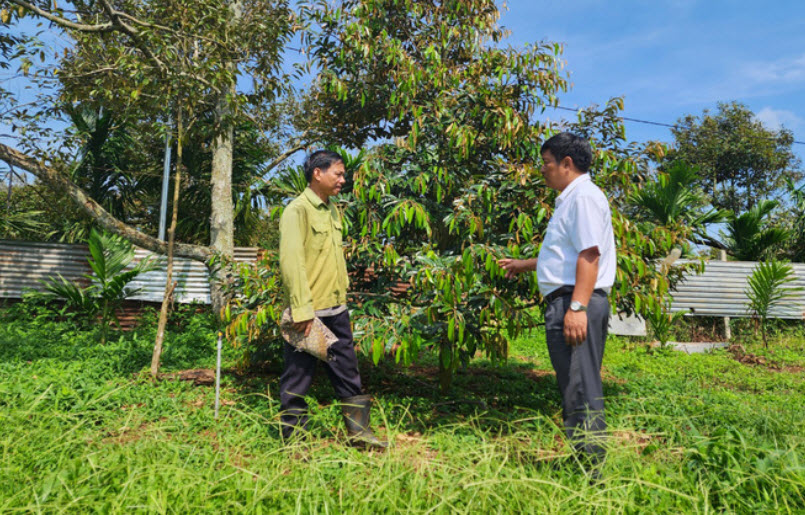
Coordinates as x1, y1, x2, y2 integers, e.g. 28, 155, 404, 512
545, 288, 609, 458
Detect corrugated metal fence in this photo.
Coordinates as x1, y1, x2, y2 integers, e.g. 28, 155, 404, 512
670, 260, 805, 319
1, 241, 803, 318
0, 240, 258, 305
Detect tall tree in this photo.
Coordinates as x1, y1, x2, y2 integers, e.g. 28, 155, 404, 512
0, 0, 297, 312
784, 178, 805, 262
265, 1, 695, 388
666, 101, 801, 214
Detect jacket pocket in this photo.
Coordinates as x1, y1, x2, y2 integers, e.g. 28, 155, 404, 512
310, 220, 329, 249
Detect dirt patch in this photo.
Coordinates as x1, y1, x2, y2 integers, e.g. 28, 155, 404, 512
726, 344, 797, 372
101, 418, 171, 445
521, 369, 554, 382
611, 430, 657, 455
393, 432, 441, 471
160, 369, 216, 385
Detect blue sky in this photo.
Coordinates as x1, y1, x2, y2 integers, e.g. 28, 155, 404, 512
3, 1, 805, 168
498, 0, 805, 165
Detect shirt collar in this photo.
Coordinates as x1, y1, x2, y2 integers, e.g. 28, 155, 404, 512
303, 187, 327, 209
556, 173, 590, 204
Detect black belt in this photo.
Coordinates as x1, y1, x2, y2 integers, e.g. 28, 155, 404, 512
544, 285, 607, 303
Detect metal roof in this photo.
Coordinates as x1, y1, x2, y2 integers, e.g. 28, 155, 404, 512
670, 260, 805, 319
0, 240, 258, 304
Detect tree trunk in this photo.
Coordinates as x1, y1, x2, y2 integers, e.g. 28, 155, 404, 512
151, 107, 184, 379
207, 2, 242, 317
438, 340, 453, 394
209, 90, 235, 317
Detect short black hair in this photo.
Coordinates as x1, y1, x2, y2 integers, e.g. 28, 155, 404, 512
303, 149, 344, 183
540, 132, 592, 173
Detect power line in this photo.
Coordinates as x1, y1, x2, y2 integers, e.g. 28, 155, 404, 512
548, 105, 805, 146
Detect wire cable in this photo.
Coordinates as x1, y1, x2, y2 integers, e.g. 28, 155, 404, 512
548, 105, 805, 146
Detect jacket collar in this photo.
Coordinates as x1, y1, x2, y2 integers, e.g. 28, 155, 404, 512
303, 187, 327, 208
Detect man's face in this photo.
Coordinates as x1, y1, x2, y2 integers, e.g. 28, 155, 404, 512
314, 161, 346, 198
540, 151, 561, 190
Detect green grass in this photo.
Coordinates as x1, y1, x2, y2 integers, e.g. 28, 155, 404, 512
1, 304, 804, 513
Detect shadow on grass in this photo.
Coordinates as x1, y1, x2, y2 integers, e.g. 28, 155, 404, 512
227, 351, 627, 439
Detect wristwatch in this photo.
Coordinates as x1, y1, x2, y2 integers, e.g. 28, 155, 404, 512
569, 300, 587, 312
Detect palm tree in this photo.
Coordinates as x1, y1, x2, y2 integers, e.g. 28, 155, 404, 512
745, 260, 802, 347
722, 200, 789, 261
40, 229, 157, 343
630, 161, 727, 247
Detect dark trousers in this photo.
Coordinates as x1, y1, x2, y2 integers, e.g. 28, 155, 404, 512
279, 310, 363, 437
545, 288, 609, 458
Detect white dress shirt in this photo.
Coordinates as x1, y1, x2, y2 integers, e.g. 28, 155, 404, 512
536, 173, 616, 297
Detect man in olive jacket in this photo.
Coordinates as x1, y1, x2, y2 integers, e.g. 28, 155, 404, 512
278, 149, 386, 449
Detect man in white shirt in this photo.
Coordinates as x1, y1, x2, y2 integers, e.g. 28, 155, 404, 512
499, 132, 616, 464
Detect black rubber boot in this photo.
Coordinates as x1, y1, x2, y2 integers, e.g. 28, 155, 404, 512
341, 394, 388, 450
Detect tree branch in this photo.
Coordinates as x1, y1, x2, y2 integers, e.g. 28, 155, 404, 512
97, 0, 168, 74
263, 143, 306, 173
249, 140, 309, 191
0, 142, 211, 262
691, 234, 727, 251
10, 0, 115, 32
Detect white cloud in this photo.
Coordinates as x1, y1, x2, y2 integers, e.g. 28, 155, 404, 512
744, 53, 805, 84
671, 53, 805, 106
754, 107, 802, 130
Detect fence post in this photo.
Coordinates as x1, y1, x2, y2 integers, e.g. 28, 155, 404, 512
215, 331, 222, 419
720, 250, 732, 341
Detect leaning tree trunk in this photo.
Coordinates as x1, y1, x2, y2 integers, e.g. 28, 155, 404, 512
151, 106, 184, 379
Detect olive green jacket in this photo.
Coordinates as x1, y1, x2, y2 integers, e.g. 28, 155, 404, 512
279, 188, 349, 322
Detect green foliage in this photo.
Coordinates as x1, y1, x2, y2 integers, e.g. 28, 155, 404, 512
723, 200, 790, 261
629, 161, 727, 243
215, 252, 285, 371
666, 101, 802, 214
0, 209, 51, 240
37, 229, 156, 342
745, 260, 802, 347
785, 178, 805, 262
2, 0, 297, 249
645, 304, 688, 348
292, 1, 697, 389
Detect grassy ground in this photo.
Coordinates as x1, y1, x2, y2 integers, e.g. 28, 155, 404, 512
1, 305, 803, 513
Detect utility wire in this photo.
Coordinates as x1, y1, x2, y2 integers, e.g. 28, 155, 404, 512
548, 105, 805, 146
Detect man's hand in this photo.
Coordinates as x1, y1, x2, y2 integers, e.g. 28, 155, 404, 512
293, 319, 313, 337
497, 258, 536, 279
563, 309, 587, 346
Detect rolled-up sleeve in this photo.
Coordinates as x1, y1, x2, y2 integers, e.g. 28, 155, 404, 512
279, 205, 314, 322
